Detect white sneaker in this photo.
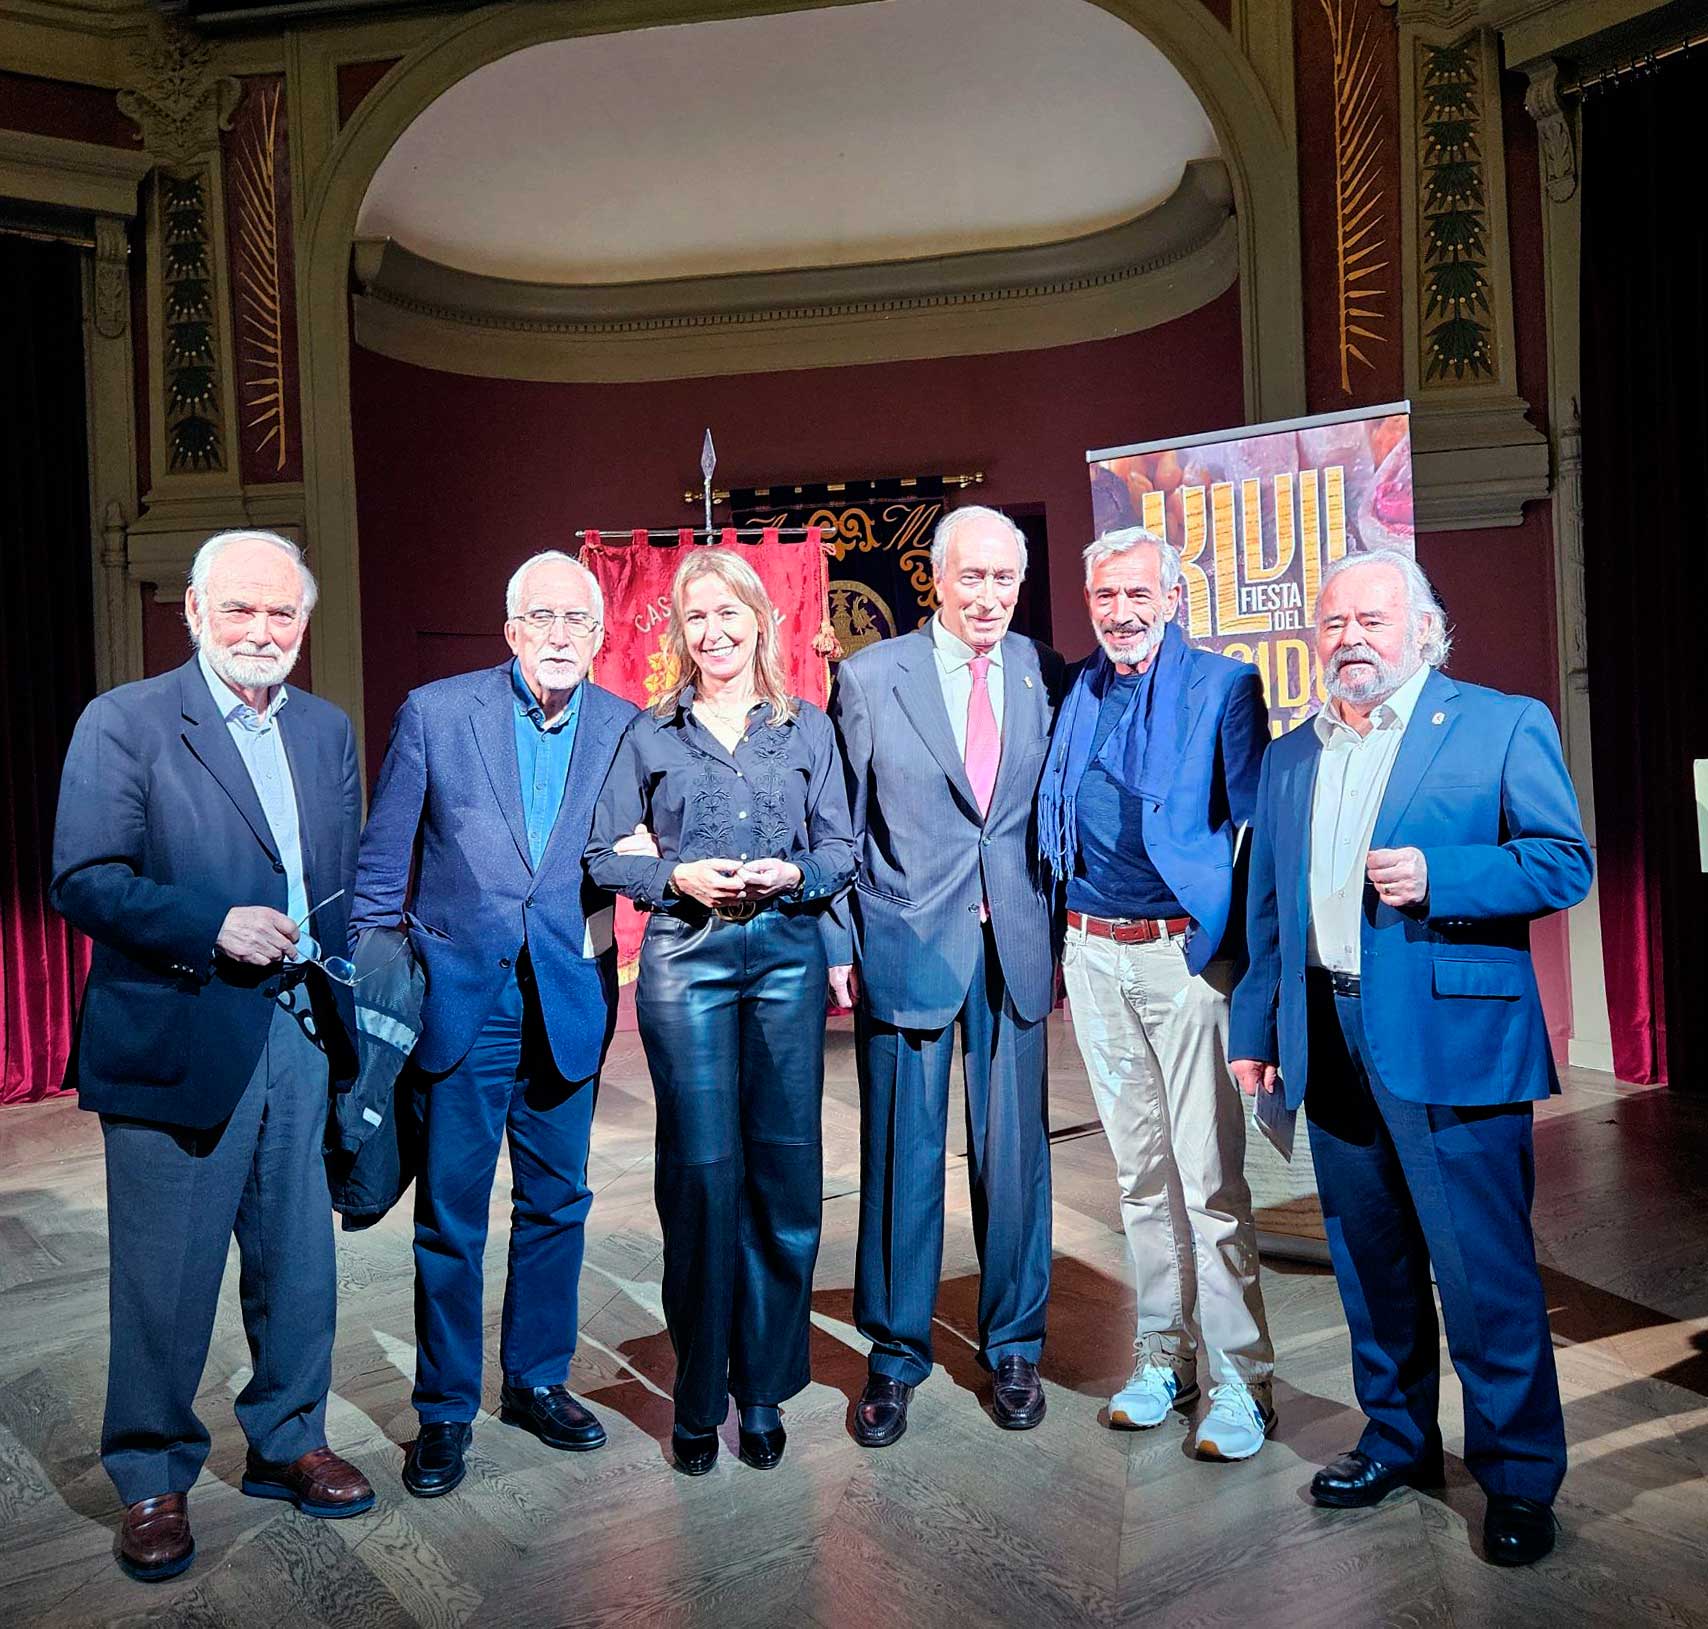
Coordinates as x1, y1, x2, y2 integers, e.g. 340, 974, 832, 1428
1107, 1363, 1199, 1430
1192, 1380, 1276, 1461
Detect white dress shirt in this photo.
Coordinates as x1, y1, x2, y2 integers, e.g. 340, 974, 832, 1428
930, 613, 1006, 753
1306, 661, 1431, 973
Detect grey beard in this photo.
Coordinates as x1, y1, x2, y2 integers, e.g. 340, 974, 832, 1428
1326, 643, 1418, 705
1097, 617, 1165, 667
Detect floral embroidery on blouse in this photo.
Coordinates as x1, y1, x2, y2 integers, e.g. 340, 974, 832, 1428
743, 722, 796, 858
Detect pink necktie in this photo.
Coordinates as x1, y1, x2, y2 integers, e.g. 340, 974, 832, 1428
965, 655, 1000, 817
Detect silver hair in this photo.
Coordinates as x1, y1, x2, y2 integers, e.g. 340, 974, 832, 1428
1082, 526, 1182, 594
187, 529, 318, 615
929, 505, 1029, 580
505, 550, 605, 623
1319, 548, 1453, 667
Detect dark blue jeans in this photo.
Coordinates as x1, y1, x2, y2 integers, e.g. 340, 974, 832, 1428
412, 964, 597, 1423
1306, 974, 1566, 1502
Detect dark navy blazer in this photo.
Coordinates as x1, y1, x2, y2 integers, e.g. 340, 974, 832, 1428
51, 658, 361, 1129
352, 664, 638, 1082
1229, 670, 1593, 1109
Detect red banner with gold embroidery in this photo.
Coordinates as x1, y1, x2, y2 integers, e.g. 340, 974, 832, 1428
578, 529, 834, 977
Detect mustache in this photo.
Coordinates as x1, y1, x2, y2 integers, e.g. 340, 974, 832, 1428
1329, 643, 1381, 672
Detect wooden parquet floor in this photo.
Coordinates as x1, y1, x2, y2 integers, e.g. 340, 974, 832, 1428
3, 1018, 1706, 1629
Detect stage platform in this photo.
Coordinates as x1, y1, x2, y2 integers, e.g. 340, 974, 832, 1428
2, 1017, 1705, 1628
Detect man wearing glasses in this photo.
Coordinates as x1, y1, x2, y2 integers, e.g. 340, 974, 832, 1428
353, 550, 638, 1497
52, 529, 374, 1583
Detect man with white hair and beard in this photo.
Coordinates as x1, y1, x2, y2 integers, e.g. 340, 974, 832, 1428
52, 529, 373, 1583
1230, 549, 1591, 1567
1039, 527, 1275, 1458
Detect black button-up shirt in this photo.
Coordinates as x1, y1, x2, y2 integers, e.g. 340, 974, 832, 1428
585, 691, 855, 915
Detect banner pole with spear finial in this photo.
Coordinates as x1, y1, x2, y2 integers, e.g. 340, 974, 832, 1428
700, 428, 716, 537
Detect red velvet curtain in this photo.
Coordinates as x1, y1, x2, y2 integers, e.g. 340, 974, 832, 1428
1581, 49, 1708, 1086
1, 236, 95, 1104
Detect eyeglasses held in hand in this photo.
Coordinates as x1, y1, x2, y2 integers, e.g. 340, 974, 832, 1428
518, 609, 600, 637
290, 889, 412, 987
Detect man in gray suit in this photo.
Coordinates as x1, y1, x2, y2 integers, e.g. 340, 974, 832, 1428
828, 506, 1064, 1444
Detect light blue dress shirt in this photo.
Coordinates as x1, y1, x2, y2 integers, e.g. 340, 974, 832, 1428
511, 659, 583, 867
197, 647, 318, 959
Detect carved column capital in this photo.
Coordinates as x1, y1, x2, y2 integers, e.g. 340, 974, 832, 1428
1521, 57, 1577, 202
116, 20, 241, 167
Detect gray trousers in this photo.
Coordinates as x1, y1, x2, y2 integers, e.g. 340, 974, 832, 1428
99, 985, 336, 1504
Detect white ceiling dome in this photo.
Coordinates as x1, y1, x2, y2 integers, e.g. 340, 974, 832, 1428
355, 0, 1220, 286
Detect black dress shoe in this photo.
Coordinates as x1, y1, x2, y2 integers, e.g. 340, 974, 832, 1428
990, 1355, 1046, 1430
403, 1422, 473, 1498
1310, 1446, 1445, 1508
853, 1375, 913, 1447
1483, 1496, 1556, 1566
738, 1424, 786, 1469
672, 1424, 719, 1476
499, 1383, 608, 1451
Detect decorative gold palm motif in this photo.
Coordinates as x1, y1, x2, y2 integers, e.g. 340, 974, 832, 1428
1319, 0, 1389, 393
232, 82, 287, 471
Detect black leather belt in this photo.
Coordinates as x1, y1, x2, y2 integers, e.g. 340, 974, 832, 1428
1310, 967, 1362, 997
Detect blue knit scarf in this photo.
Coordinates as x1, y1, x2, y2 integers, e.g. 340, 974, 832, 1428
1039, 620, 1188, 882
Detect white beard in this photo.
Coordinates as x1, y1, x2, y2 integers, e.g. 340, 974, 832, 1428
199, 631, 300, 694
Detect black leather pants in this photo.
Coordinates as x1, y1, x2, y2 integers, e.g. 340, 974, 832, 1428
635, 909, 827, 1430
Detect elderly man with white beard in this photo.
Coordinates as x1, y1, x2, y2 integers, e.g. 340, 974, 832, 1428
1230, 549, 1591, 1566
52, 529, 373, 1583
1038, 526, 1276, 1458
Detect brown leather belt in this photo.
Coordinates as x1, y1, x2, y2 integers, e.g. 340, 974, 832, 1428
1066, 909, 1192, 945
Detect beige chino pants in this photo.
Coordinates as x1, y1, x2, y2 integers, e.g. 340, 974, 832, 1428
1063, 925, 1273, 1391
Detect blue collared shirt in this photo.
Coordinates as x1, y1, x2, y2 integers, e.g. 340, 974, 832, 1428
512, 660, 583, 866
1066, 659, 1184, 921
197, 647, 318, 958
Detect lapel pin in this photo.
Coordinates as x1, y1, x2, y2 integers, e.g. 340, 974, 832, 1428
1431, 711, 1445, 725
1024, 675, 1034, 689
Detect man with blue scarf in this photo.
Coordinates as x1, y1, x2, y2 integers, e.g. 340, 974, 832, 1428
1041, 527, 1275, 1459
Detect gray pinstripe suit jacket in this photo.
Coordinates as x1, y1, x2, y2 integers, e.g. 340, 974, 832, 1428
826, 626, 1066, 1029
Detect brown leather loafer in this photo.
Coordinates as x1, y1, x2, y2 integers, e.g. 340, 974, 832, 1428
118, 1492, 194, 1582
242, 1446, 376, 1518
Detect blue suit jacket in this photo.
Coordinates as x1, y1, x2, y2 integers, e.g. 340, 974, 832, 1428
1060, 645, 1268, 974
51, 658, 361, 1129
1228, 670, 1592, 1109
352, 666, 638, 1081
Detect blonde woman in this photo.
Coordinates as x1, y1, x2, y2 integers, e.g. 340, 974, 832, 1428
586, 548, 854, 1475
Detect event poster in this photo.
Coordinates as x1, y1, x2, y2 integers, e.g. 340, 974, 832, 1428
578, 529, 834, 977
1087, 402, 1414, 735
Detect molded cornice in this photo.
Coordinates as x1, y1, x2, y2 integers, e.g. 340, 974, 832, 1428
351, 157, 1237, 381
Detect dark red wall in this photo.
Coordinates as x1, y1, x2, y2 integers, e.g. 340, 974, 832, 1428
349, 286, 1248, 775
